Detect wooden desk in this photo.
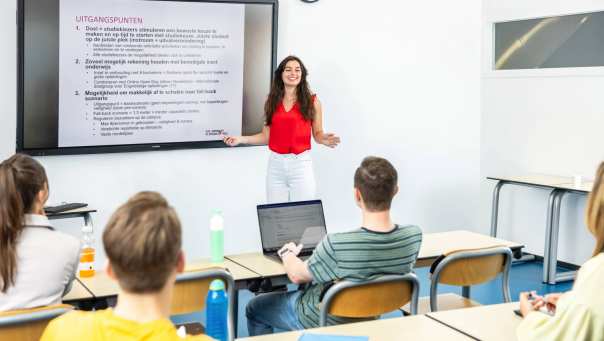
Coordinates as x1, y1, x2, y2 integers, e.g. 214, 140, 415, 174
487, 175, 572, 188
488, 175, 591, 284
236, 315, 472, 341
226, 253, 287, 282
46, 207, 97, 226
427, 302, 521, 341
77, 258, 259, 298
416, 230, 523, 267
62, 278, 93, 302
185, 258, 260, 282
227, 231, 524, 279
554, 181, 593, 192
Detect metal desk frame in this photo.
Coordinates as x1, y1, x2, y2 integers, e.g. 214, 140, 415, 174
489, 177, 588, 284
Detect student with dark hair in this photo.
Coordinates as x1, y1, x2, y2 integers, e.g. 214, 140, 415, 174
0, 154, 80, 311
245, 156, 422, 336
517, 161, 604, 340
42, 191, 212, 340
224, 55, 340, 203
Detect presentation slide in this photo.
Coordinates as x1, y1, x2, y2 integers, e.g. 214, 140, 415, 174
58, 0, 245, 147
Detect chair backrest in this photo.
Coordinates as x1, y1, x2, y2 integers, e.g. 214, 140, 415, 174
0, 304, 73, 341
319, 273, 419, 327
171, 268, 235, 341
429, 246, 513, 311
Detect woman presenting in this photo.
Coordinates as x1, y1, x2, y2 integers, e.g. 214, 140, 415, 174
224, 56, 340, 203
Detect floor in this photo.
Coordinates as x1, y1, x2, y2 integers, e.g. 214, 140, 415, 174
172, 260, 574, 338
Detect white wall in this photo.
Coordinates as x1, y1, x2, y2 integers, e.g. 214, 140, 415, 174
0, 1, 16, 159
481, 0, 604, 264
0, 0, 482, 267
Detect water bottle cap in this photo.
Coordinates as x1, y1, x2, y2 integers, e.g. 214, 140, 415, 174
209, 279, 225, 291
81, 224, 93, 233
211, 209, 223, 215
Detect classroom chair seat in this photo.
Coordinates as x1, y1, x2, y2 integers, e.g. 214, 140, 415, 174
0, 304, 73, 341
319, 273, 419, 327
170, 268, 235, 341
429, 246, 513, 312
401, 293, 480, 314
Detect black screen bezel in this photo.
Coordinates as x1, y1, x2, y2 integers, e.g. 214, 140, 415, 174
257, 200, 328, 253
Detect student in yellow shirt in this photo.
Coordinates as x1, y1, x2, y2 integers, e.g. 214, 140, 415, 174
517, 162, 604, 341
42, 191, 213, 341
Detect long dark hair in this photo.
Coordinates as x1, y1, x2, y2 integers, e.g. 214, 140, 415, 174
264, 55, 316, 125
0, 154, 48, 292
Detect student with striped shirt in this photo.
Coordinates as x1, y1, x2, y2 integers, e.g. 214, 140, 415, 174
246, 156, 423, 336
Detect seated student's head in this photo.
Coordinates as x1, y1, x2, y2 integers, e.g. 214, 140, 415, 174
103, 191, 184, 294
0, 154, 48, 292
587, 161, 604, 256
353, 156, 399, 212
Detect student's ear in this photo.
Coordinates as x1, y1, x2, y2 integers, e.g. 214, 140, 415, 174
34, 183, 49, 214
176, 250, 185, 274
354, 188, 363, 208
106, 261, 117, 281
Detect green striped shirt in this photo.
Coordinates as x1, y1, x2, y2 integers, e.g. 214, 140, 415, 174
295, 224, 422, 328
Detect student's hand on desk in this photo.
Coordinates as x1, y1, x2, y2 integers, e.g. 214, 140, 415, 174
544, 293, 562, 306
543, 293, 561, 313
278, 242, 304, 258
519, 291, 545, 317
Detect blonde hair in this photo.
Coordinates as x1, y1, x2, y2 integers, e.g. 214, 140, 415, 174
103, 191, 181, 293
586, 162, 604, 256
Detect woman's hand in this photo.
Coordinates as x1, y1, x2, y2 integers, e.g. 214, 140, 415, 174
544, 293, 562, 305
543, 293, 562, 313
321, 133, 340, 148
519, 291, 545, 317
223, 136, 245, 147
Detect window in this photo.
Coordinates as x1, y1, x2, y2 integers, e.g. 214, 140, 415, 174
494, 12, 604, 70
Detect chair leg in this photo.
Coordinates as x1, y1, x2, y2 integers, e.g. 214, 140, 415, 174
502, 251, 512, 303
462, 286, 471, 299
430, 282, 439, 312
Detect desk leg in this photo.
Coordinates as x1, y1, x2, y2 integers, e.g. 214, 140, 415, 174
547, 190, 565, 284
542, 189, 559, 283
233, 289, 239, 338
490, 181, 505, 237
547, 190, 577, 284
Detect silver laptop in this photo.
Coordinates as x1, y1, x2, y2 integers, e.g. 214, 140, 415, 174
257, 200, 328, 262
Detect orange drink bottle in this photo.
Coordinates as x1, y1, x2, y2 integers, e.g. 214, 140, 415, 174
79, 224, 95, 277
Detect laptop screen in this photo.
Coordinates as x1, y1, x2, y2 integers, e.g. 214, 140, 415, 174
257, 200, 327, 252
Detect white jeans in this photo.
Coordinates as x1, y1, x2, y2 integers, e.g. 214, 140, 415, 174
266, 151, 316, 203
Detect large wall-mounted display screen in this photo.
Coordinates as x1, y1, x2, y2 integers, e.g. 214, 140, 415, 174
17, 0, 277, 155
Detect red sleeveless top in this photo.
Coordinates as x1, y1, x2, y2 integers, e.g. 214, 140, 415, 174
268, 96, 315, 155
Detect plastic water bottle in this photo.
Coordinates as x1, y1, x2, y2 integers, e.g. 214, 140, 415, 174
210, 210, 224, 263
206, 279, 228, 341
79, 224, 95, 277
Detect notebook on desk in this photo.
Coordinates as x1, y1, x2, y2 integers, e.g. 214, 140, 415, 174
299, 333, 368, 341
257, 200, 328, 263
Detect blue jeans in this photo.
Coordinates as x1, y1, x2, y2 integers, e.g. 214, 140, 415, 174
246, 291, 304, 336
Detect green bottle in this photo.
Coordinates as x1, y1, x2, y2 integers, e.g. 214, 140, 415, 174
210, 209, 224, 263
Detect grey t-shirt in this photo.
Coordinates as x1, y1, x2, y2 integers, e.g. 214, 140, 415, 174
0, 214, 81, 311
